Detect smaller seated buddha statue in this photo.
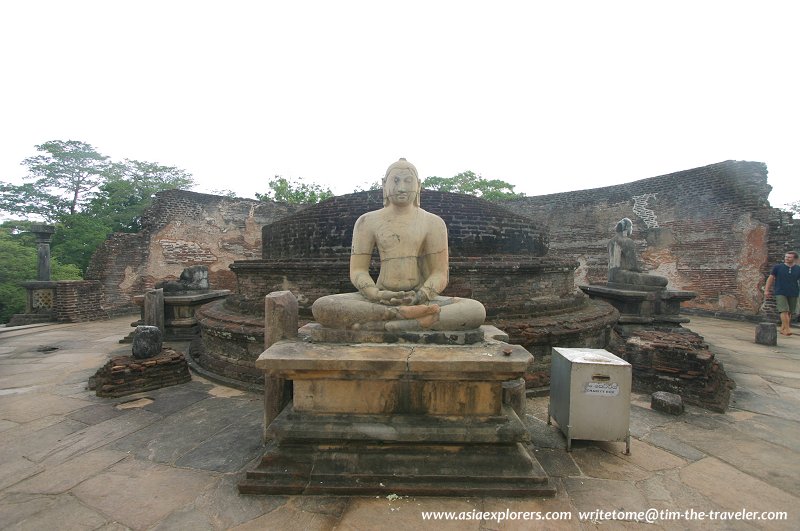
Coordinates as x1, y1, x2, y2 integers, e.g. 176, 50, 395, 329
311, 158, 486, 332
607, 218, 668, 289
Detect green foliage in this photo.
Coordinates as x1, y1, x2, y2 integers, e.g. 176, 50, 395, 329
0, 229, 35, 323
51, 214, 115, 274
9, 140, 113, 220
0, 228, 82, 324
94, 160, 195, 232
0, 141, 194, 276
786, 200, 799, 216
422, 171, 524, 201
256, 176, 333, 204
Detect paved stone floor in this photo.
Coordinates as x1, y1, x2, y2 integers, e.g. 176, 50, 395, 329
0, 316, 797, 530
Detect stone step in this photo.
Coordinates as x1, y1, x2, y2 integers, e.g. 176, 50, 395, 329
239, 442, 555, 497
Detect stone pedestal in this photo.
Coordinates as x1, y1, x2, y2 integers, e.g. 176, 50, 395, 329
580, 284, 696, 326
7, 280, 58, 326
123, 290, 230, 342
240, 338, 554, 496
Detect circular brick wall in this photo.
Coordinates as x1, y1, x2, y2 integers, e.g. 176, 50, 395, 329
196, 190, 617, 388
262, 190, 549, 259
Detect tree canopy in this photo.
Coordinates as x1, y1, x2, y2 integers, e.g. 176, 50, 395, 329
96, 159, 194, 232
256, 176, 334, 204
8, 140, 112, 220
421, 171, 524, 201
0, 140, 195, 274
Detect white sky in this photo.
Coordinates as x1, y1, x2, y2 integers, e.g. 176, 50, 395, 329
1, 1, 797, 209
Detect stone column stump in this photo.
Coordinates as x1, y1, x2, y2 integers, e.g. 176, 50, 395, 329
263, 291, 298, 439
755, 322, 777, 346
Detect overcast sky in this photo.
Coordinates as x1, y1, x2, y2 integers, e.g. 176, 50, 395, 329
1, 1, 797, 209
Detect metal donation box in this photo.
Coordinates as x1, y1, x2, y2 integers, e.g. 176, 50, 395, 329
548, 347, 631, 453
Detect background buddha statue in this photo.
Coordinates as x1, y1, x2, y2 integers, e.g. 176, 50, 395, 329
607, 217, 668, 289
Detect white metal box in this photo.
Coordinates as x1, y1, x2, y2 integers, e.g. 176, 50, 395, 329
547, 347, 631, 453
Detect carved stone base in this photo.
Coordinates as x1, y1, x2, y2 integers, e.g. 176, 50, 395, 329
240, 338, 554, 497
239, 439, 552, 497
123, 290, 230, 343
580, 284, 696, 326
299, 322, 489, 345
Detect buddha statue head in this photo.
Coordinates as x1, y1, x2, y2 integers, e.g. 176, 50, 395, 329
615, 217, 633, 237
383, 158, 421, 207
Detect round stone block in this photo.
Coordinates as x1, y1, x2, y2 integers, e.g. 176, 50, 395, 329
132, 325, 163, 359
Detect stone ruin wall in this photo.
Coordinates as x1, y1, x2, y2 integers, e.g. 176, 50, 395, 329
86, 161, 797, 320
505, 160, 798, 318
86, 190, 303, 314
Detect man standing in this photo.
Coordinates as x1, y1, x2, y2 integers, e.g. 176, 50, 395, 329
765, 251, 800, 336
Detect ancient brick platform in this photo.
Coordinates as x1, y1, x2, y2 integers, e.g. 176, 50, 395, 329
239, 339, 555, 497
610, 328, 734, 412
89, 348, 191, 398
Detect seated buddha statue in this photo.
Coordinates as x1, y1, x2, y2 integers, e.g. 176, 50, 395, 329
608, 217, 668, 289
311, 158, 486, 332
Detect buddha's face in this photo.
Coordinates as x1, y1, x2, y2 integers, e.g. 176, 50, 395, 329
384, 169, 419, 207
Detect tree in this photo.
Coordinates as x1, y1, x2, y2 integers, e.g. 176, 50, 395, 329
786, 200, 799, 217
0, 227, 82, 324
1, 141, 196, 273
92, 159, 195, 232
1, 140, 113, 220
256, 176, 333, 204
50, 214, 115, 274
422, 171, 524, 201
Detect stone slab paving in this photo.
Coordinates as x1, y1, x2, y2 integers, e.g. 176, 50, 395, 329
0, 315, 798, 530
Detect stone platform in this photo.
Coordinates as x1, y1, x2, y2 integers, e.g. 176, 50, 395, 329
87, 347, 191, 398
581, 284, 695, 325
2, 316, 799, 529
239, 339, 555, 497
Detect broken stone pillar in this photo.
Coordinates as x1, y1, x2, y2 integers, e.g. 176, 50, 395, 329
31, 224, 56, 281
755, 322, 777, 346
263, 291, 298, 440
132, 326, 163, 359
144, 288, 165, 333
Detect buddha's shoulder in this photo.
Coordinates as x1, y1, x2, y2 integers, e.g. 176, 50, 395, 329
354, 209, 383, 226
419, 208, 446, 226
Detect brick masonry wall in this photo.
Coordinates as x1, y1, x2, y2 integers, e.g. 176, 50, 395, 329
262, 190, 549, 259
54, 280, 107, 322
505, 160, 798, 317
86, 161, 797, 321
231, 257, 581, 318
86, 190, 303, 313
